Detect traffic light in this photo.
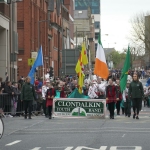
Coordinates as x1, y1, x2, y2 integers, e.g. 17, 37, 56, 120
49, 67, 54, 77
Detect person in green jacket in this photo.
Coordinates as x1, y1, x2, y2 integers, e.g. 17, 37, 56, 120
21, 76, 37, 119
128, 73, 144, 119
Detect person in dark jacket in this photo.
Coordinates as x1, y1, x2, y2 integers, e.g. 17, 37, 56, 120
21, 76, 37, 119
128, 73, 144, 119
115, 79, 122, 115
46, 83, 56, 119
4, 81, 14, 117
106, 78, 119, 119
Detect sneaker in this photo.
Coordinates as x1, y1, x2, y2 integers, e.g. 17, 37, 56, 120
8, 114, 13, 118
136, 116, 139, 119
49, 116, 52, 119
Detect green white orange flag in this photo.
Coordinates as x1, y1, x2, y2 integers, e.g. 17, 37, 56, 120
94, 33, 109, 79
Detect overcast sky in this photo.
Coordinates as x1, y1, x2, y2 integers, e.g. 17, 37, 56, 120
101, 0, 150, 51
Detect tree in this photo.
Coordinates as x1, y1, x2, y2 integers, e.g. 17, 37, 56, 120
107, 51, 126, 68
129, 12, 150, 56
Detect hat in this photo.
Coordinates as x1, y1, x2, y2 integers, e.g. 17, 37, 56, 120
92, 81, 97, 84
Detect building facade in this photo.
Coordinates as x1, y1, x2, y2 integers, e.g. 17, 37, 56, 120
0, 0, 18, 82
17, 0, 65, 78
74, 8, 95, 67
75, 0, 101, 51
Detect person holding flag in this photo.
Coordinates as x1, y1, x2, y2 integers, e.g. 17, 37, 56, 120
28, 46, 43, 85
75, 43, 88, 94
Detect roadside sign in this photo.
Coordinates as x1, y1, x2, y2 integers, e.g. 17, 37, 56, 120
53, 98, 106, 118
28, 58, 35, 66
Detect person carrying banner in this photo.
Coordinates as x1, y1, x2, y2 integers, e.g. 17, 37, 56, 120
46, 83, 56, 119
106, 78, 119, 119
128, 73, 144, 119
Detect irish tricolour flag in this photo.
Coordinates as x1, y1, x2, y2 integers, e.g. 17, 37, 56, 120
94, 34, 109, 79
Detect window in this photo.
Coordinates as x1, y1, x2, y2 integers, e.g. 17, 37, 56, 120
18, 49, 24, 55
75, 0, 100, 14
94, 21, 100, 29
95, 32, 99, 39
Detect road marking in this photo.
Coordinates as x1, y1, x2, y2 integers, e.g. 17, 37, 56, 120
110, 146, 142, 150
99, 146, 107, 150
5, 140, 21, 146
46, 147, 73, 149
74, 146, 101, 150
64, 147, 74, 150
122, 134, 125, 137
31, 148, 41, 150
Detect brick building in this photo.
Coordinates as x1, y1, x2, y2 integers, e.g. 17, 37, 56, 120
17, 0, 66, 78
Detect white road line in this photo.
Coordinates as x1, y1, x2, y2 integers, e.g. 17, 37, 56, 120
110, 146, 142, 150
99, 146, 107, 150
31, 147, 41, 150
122, 134, 125, 137
46, 147, 73, 149
64, 147, 74, 150
5, 140, 21, 146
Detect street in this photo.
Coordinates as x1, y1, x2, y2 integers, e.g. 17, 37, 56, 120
0, 112, 150, 150
0, 79, 150, 150
0, 107, 150, 150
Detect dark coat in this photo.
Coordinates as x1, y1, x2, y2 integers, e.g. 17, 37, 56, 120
46, 88, 56, 107
21, 83, 37, 101
116, 85, 122, 101
128, 81, 144, 99
4, 85, 14, 105
106, 85, 118, 104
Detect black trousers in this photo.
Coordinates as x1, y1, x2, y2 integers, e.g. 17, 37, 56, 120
48, 106, 52, 117
116, 101, 121, 114
132, 98, 141, 115
43, 100, 47, 116
124, 101, 131, 116
24, 101, 33, 116
108, 102, 115, 117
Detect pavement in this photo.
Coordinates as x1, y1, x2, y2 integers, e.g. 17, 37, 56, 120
0, 79, 150, 150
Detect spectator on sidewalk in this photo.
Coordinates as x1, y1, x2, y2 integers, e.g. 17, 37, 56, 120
4, 81, 14, 117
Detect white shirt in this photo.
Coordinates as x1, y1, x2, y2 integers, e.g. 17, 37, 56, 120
122, 88, 128, 102
88, 85, 98, 99
42, 85, 49, 100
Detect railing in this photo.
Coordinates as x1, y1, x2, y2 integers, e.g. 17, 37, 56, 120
0, 93, 43, 117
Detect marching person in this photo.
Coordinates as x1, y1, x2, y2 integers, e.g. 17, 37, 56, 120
128, 73, 144, 119
106, 78, 119, 119
122, 81, 131, 117
115, 79, 122, 115
88, 82, 98, 99
42, 80, 49, 117
21, 76, 37, 119
46, 83, 56, 119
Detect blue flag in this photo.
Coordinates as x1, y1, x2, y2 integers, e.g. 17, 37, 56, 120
146, 77, 150, 87
28, 46, 43, 84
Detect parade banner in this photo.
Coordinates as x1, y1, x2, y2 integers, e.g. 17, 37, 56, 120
53, 98, 106, 118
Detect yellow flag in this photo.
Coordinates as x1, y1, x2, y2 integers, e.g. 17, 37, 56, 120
78, 72, 84, 94
81, 43, 88, 65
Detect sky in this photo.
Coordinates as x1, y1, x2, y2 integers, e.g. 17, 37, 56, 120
101, 0, 150, 51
